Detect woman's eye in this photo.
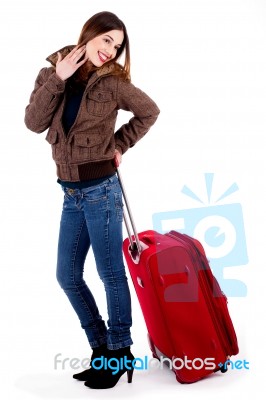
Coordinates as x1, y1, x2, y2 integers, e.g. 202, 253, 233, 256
104, 38, 110, 44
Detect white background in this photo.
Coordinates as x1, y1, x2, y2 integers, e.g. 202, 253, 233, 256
1, 0, 265, 398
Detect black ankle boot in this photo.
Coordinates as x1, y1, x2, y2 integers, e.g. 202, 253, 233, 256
73, 343, 107, 381
84, 346, 135, 389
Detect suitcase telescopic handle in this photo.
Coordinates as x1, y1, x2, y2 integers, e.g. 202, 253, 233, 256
114, 159, 142, 259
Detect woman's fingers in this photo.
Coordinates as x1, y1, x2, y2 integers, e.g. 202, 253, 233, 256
114, 149, 122, 166
73, 46, 86, 60
66, 45, 81, 57
66, 45, 86, 60
55, 45, 88, 80
77, 54, 89, 67
56, 51, 62, 65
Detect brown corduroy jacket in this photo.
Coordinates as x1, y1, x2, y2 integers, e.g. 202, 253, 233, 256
24, 46, 160, 182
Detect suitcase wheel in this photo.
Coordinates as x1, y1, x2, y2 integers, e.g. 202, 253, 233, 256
220, 363, 228, 373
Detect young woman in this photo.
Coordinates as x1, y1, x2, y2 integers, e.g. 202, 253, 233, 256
25, 11, 160, 389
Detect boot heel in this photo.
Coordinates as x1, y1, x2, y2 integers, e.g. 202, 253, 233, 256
127, 369, 134, 383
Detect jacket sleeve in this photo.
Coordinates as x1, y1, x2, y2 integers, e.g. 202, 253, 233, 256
114, 79, 160, 154
24, 67, 66, 133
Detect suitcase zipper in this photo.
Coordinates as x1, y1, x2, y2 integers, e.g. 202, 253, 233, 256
185, 237, 237, 356
166, 232, 231, 358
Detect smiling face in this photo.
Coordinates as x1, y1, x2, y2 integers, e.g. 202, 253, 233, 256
85, 29, 124, 67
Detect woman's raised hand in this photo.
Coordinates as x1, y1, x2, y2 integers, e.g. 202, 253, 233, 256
56, 45, 88, 81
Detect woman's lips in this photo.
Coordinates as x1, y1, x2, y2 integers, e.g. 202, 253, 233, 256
98, 51, 109, 63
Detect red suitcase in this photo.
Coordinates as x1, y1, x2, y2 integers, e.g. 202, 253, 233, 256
117, 167, 239, 384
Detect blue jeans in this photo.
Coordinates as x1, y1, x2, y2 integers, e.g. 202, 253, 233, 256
56, 175, 133, 350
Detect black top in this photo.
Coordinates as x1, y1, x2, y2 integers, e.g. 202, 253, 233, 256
62, 83, 85, 136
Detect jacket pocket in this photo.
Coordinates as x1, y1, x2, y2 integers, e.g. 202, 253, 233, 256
45, 129, 61, 161
74, 132, 104, 147
45, 129, 58, 144
86, 90, 113, 116
72, 132, 104, 162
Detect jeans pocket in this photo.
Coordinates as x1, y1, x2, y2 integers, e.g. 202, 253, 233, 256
82, 186, 108, 219
83, 185, 107, 203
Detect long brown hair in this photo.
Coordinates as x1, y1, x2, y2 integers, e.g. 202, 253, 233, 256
76, 11, 130, 82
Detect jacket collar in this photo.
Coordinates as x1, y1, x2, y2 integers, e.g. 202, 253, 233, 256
46, 45, 115, 77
